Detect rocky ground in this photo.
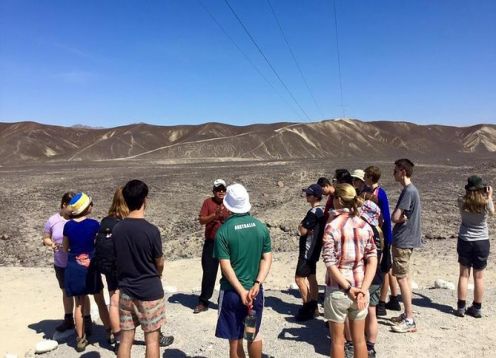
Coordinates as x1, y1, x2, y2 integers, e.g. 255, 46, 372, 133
1, 158, 495, 357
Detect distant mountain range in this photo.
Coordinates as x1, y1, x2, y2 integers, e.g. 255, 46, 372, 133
0, 119, 494, 165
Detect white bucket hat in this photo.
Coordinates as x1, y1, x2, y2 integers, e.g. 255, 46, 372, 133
223, 183, 251, 214
351, 169, 365, 182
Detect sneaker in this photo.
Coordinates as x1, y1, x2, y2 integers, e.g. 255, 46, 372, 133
466, 306, 482, 318
455, 306, 466, 317
193, 303, 208, 314
159, 334, 174, 347
385, 296, 402, 311
391, 319, 416, 333
75, 335, 89, 352
344, 341, 354, 358
55, 318, 74, 332
368, 347, 377, 358
295, 303, 314, 321
390, 313, 406, 324
376, 302, 387, 316
113, 342, 120, 354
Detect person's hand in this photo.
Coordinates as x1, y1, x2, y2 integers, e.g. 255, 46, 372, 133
240, 288, 251, 307
487, 185, 493, 197
356, 290, 368, 310
248, 283, 260, 304
347, 287, 362, 300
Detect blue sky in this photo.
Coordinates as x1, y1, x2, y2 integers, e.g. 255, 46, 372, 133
0, 0, 495, 127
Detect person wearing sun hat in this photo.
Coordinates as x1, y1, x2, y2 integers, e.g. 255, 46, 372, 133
195, 179, 230, 314
351, 169, 367, 195
455, 175, 494, 318
62, 192, 111, 352
213, 183, 272, 357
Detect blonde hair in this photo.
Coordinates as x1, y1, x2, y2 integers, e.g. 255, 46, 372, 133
334, 183, 364, 216
108, 187, 129, 219
462, 189, 488, 214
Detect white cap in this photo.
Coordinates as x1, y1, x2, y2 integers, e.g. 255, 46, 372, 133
351, 169, 365, 182
223, 183, 251, 214
213, 179, 226, 188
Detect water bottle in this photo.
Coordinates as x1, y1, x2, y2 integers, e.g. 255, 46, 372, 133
243, 310, 257, 341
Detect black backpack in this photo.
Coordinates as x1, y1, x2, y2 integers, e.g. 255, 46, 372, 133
92, 216, 120, 275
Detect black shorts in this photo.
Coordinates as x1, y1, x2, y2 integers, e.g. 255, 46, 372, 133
104, 272, 118, 291
54, 265, 65, 289
295, 258, 317, 277
457, 238, 490, 270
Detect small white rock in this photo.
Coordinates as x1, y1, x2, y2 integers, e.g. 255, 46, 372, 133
434, 279, 455, 290
411, 281, 419, 290
4, 353, 18, 358
289, 283, 299, 290
34, 339, 58, 354
468, 283, 474, 290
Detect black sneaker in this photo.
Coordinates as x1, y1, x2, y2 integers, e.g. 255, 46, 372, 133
368, 347, 377, 357
295, 303, 314, 321
385, 296, 401, 311
344, 341, 354, 358
466, 305, 482, 318
55, 318, 74, 332
159, 334, 174, 347
376, 302, 387, 316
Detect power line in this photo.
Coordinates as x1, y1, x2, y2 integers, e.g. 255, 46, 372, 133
197, 0, 304, 120
331, 0, 346, 118
223, 0, 312, 121
266, 0, 324, 119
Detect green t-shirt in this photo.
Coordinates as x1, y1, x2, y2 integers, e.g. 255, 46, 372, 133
214, 213, 272, 291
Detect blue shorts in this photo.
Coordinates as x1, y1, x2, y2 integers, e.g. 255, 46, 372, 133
215, 288, 264, 340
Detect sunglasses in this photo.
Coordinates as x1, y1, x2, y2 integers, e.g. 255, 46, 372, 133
214, 187, 226, 192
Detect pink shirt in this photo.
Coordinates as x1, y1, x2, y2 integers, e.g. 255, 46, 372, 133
44, 213, 68, 267
322, 209, 377, 289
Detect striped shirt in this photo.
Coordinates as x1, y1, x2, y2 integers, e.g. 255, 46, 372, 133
322, 209, 377, 289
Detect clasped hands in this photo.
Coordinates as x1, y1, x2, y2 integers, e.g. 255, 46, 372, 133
348, 287, 368, 310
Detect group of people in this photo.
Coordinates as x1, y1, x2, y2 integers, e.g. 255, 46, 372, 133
43, 158, 493, 358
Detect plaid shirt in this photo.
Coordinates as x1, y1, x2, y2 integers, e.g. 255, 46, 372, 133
322, 209, 377, 289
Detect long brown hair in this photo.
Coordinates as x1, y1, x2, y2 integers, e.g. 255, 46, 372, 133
462, 189, 488, 214
334, 183, 364, 216
108, 187, 129, 219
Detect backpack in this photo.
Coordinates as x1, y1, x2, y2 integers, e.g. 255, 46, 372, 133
92, 216, 120, 275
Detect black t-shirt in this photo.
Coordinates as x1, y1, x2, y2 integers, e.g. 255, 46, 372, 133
299, 206, 325, 261
113, 218, 164, 301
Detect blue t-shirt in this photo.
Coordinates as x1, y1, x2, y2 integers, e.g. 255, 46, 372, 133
63, 218, 100, 255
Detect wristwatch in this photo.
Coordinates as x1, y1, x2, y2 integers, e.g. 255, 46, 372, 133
254, 280, 261, 285
344, 284, 352, 294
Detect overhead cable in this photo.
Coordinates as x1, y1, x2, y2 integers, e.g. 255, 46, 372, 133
224, 0, 312, 121
331, 0, 346, 118
266, 0, 324, 119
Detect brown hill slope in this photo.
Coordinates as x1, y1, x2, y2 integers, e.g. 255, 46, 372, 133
0, 119, 494, 164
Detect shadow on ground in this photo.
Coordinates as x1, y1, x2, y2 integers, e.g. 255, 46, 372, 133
278, 318, 329, 356
168, 293, 219, 310
413, 291, 454, 314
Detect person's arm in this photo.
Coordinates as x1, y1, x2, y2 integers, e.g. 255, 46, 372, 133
62, 236, 69, 253
248, 252, 273, 302
298, 223, 308, 236
487, 186, 494, 216
391, 208, 406, 223
219, 259, 249, 305
377, 189, 392, 246
155, 256, 164, 277
42, 233, 56, 249
199, 212, 218, 225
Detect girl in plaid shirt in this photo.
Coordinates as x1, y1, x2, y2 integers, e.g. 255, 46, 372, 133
322, 183, 377, 358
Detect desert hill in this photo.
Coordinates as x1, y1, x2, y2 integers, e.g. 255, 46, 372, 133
1, 119, 495, 164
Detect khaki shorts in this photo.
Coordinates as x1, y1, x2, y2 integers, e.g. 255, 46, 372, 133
119, 292, 165, 332
324, 288, 368, 323
392, 246, 413, 278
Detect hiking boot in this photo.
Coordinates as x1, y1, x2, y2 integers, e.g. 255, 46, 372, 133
455, 306, 466, 317
76, 335, 89, 352
344, 341, 354, 358
466, 305, 482, 318
84, 315, 93, 337
113, 341, 120, 354
385, 295, 402, 311
391, 319, 417, 333
55, 317, 74, 332
390, 313, 406, 324
159, 333, 174, 347
295, 303, 314, 321
376, 301, 387, 316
